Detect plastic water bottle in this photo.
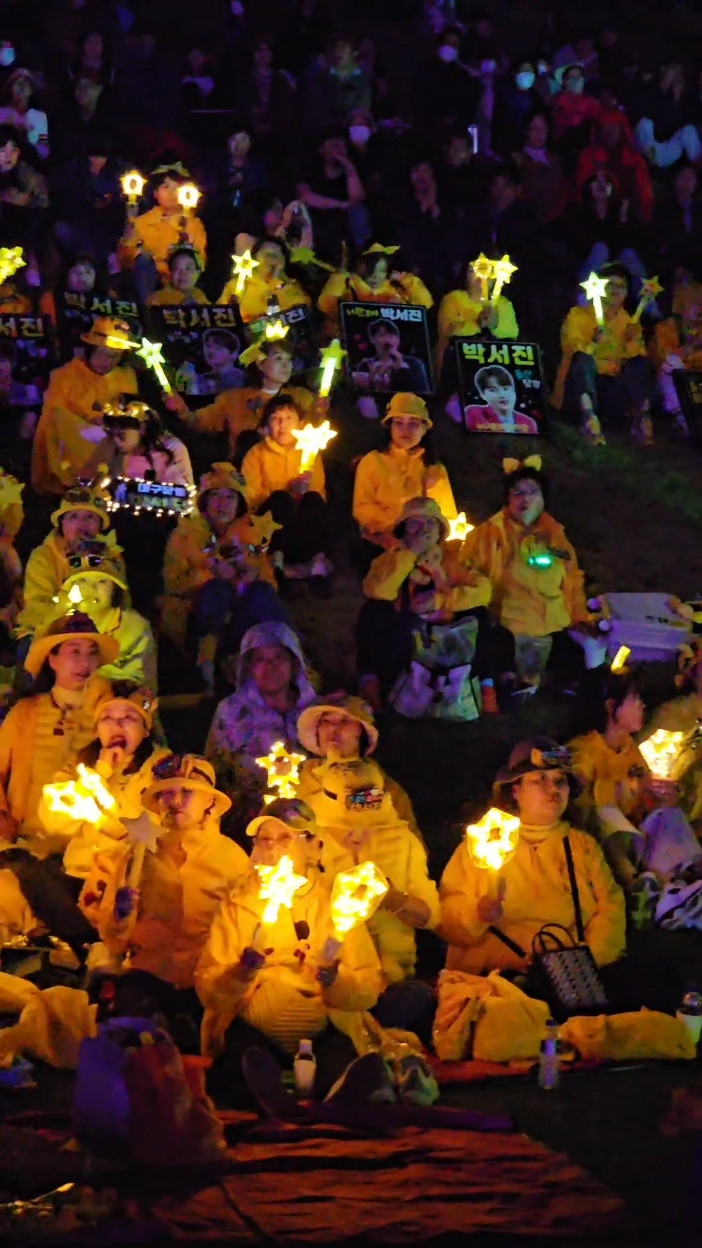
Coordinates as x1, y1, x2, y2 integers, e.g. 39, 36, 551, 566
538, 1019, 561, 1090
293, 1039, 316, 1097
677, 990, 702, 1047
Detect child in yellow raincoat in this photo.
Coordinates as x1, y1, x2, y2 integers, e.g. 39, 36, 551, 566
167, 338, 318, 465
84, 753, 248, 1042
241, 394, 331, 587
118, 162, 207, 285
318, 243, 433, 339
436, 260, 519, 382
196, 797, 384, 1104
357, 497, 498, 714
31, 317, 138, 494
16, 486, 125, 642
649, 278, 702, 440
352, 393, 457, 577
147, 244, 210, 307
159, 463, 248, 647
459, 457, 589, 694
219, 236, 311, 322
551, 263, 653, 445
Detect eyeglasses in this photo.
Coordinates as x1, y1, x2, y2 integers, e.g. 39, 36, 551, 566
68, 554, 104, 569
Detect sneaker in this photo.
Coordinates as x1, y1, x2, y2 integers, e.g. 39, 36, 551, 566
396, 1056, 439, 1107
632, 413, 654, 447
324, 1052, 397, 1104
480, 684, 500, 715
580, 413, 606, 445
358, 673, 382, 712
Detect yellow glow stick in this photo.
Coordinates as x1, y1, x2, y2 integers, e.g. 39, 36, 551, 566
265, 319, 289, 341
330, 862, 388, 937
0, 246, 25, 286
632, 276, 663, 323
465, 807, 520, 893
291, 420, 337, 473
318, 338, 346, 397
471, 253, 493, 302
177, 183, 201, 212
639, 729, 685, 779
580, 272, 608, 327
490, 255, 517, 304
136, 338, 172, 393
43, 764, 117, 826
121, 170, 146, 205
231, 249, 260, 297
255, 740, 305, 802
447, 512, 474, 542
611, 646, 630, 673
255, 854, 307, 924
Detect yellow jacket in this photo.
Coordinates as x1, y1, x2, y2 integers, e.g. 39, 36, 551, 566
297, 757, 424, 844
552, 304, 645, 410
438, 821, 626, 973
650, 318, 702, 372
95, 607, 157, 690
147, 285, 210, 307
31, 358, 139, 494
17, 531, 126, 639
185, 385, 316, 459
308, 809, 440, 983
436, 290, 518, 372
38, 745, 171, 877
363, 545, 492, 617
90, 823, 249, 988
318, 272, 433, 337
353, 446, 457, 540
0, 678, 111, 843
220, 274, 311, 324
569, 730, 649, 828
118, 208, 207, 280
160, 510, 214, 645
196, 870, 382, 1056
460, 508, 587, 637
241, 437, 326, 513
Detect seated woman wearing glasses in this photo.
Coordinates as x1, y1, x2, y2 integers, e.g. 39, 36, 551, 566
83, 401, 194, 487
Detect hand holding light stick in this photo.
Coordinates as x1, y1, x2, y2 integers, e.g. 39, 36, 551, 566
465, 807, 520, 897
291, 420, 337, 473
580, 272, 609, 328
318, 339, 346, 398
471, 253, 493, 303
323, 861, 389, 963
254, 855, 307, 925
632, 276, 663, 324
254, 740, 306, 803
490, 255, 517, 304
639, 729, 685, 780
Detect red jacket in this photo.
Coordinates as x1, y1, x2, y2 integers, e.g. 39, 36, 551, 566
551, 91, 601, 138
576, 142, 654, 223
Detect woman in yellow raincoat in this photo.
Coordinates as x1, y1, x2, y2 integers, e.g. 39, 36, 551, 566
147, 244, 210, 307
318, 242, 433, 339
196, 798, 384, 1105
219, 236, 311, 322
459, 457, 589, 694
436, 260, 518, 379
31, 317, 138, 494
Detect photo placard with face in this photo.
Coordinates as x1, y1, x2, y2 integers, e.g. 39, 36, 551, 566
150, 305, 246, 402
455, 339, 547, 434
340, 302, 434, 395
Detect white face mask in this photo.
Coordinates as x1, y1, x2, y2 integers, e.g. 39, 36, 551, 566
516, 71, 535, 91
438, 45, 458, 63
349, 125, 371, 145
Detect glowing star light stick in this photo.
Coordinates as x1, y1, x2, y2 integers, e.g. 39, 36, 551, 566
632, 275, 663, 324
121, 170, 146, 206
323, 861, 389, 963
177, 183, 201, 212
490, 254, 517, 304
292, 420, 337, 473
255, 740, 305, 802
447, 512, 474, 543
43, 764, 117, 826
580, 272, 608, 327
318, 338, 346, 398
0, 246, 25, 285
471, 253, 493, 302
255, 854, 307, 924
465, 807, 520, 895
639, 729, 686, 779
136, 338, 172, 394
231, 249, 259, 297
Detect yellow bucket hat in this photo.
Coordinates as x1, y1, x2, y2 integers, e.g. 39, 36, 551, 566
198, 462, 248, 505
51, 485, 111, 532
94, 684, 158, 732
297, 694, 379, 757
381, 393, 432, 427
142, 753, 231, 817
394, 496, 449, 542
81, 316, 134, 351
25, 612, 120, 679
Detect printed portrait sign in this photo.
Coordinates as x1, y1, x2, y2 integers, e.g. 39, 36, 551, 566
454, 339, 547, 435
57, 293, 142, 359
340, 302, 434, 396
0, 313, 51, 408
673, 371, 702, 442
246, 304, 318, 375
150, 305, 246, 401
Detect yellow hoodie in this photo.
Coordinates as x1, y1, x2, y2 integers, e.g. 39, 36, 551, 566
118, 208, 207, 280
552, 304, 645, 410
353, 446, 457, 540
31, 358, 139, 494
17, 531, 126, 639
297, 757, 424, 845
220, 274, 311, 323
460, 508, 587, 637
241, 437, 326, 513
439, 821, 626, 974
184, 385, 316, 460
196, 870, 382, 1056
436, 290, 518, 372
160, 510, 215, 645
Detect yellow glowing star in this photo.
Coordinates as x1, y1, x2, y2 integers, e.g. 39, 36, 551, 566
610, 646, 631, 674
447, 512, 474, 543
580, 272, 609, 326
490, 254, 518, 304
43, 764, 117, 827
0, 247, 25, 286
318, 338, 346, 398
255, 740, 305, 800
255, 854, 307, 924
177, 183, 201, 211
330, 862, 388, 937
632, 275, 663, 323
291, 420, 338, 472
120, 170, 146, 204
136, 338, 172, 393
265, 319, 289, 341
231, 249, 260, 297
639, 729, 686, 779
471, 252, 493, 301
465, 807, 520, 873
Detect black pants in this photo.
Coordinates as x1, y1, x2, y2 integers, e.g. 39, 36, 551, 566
350, 536, 386, 580
259, 490, 330, 566
0, 851, 95, 959
89, 968, 203, 1054
563, 351, 654, 426
209, 1017, 357, 1108
355, 601, 507, 691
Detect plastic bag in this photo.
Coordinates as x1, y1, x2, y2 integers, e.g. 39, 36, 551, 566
0, 984, 97, 1069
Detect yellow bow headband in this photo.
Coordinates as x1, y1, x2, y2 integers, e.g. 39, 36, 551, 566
151, 161, 191, 179
239, 341, 267, 368
503, 455, 542, 475
363, 243, 400, 256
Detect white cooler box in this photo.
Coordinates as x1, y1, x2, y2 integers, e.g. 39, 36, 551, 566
600, 593, 693, 663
